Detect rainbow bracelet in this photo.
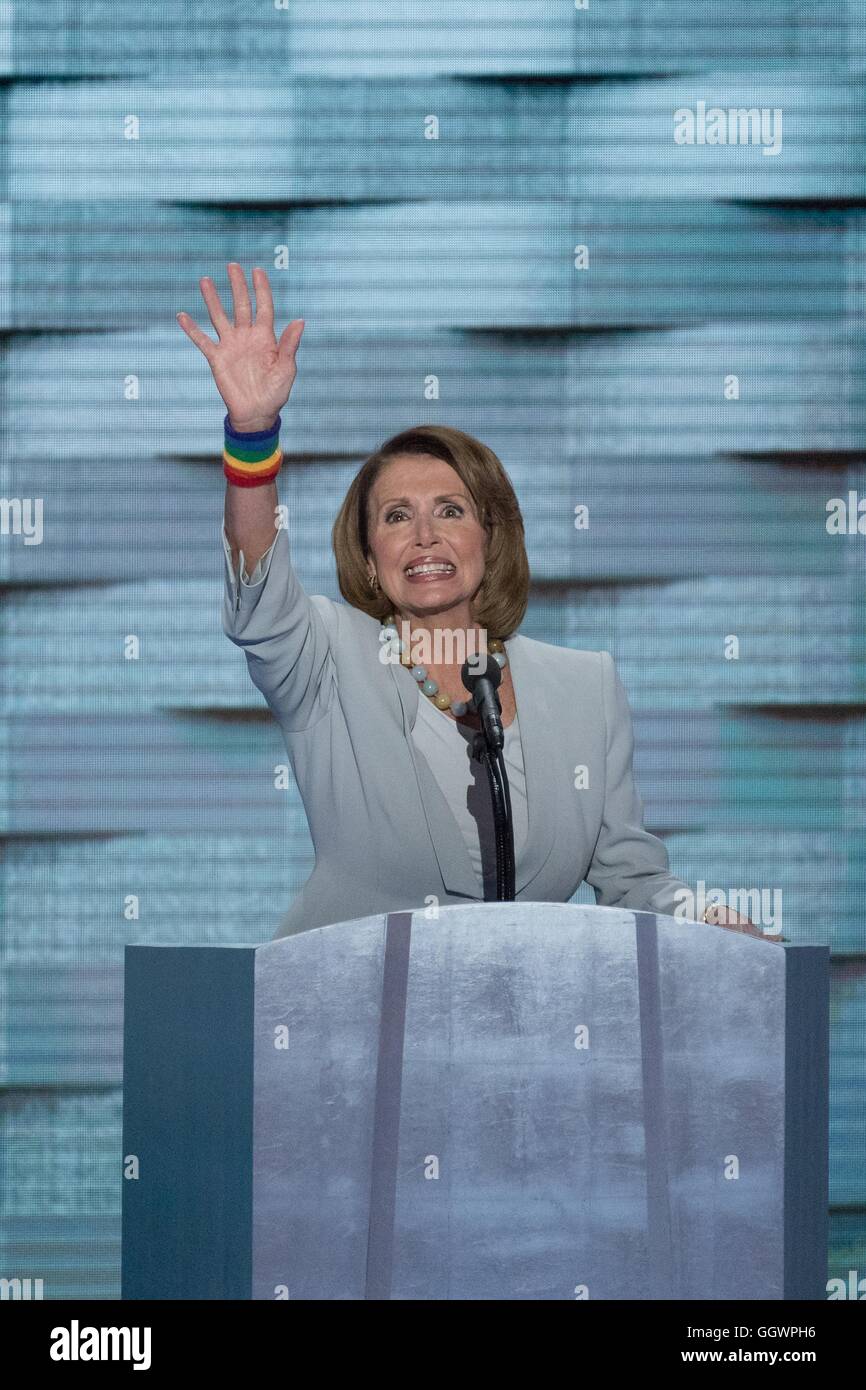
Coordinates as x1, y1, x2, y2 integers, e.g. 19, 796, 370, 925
222, 412, 283, 488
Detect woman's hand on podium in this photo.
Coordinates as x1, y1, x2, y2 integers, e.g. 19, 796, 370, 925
176, 263, 304, 432
702, 904, 784, 943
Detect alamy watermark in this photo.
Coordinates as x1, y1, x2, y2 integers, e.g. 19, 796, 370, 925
50, 1321, 151, 1369
0, 497, 43, 545
674, 101, 782, 157
378, 619, 490, 669
0, 1275, 44, 1299
674, 880, 783, 934
827, 1269, 866, 1299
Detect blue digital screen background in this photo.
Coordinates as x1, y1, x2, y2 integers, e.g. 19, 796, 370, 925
0, 2, 863, 1298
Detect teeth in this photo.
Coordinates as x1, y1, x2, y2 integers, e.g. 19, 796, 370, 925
406, 563, 455, 576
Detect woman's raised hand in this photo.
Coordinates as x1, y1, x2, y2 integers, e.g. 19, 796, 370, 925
176, 263, 304, 432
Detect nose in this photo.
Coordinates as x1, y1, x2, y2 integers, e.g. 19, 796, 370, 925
411, 513, 438, 545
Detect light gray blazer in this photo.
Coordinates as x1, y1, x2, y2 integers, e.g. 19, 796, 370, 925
221, 524, 693, 938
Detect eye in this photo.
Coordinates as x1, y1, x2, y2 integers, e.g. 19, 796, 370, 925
384, 503, 464, 523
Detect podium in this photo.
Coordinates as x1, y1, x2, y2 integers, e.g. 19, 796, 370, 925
121, 903, 829, 1300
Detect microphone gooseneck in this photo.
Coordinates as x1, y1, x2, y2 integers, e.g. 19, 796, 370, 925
460, 650, 515, 900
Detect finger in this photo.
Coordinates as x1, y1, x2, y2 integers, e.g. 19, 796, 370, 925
252, 267, 274, 331
198, 277, 231, 336
176, 312, 217, 364
277, 318, 305, 364
227, 262, 252, 327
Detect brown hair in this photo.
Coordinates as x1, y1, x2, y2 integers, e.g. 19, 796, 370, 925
331, 424, 531, 638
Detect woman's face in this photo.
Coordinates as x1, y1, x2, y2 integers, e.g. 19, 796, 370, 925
366, 454, 489, 626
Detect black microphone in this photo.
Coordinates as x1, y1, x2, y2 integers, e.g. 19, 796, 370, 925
461, 650, 504, 752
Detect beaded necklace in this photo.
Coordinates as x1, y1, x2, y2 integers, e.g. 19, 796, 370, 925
380, 612, 508, 718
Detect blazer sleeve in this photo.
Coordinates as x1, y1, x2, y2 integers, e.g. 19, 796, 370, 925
221, 521, 336, 731
583, 650, 694, 918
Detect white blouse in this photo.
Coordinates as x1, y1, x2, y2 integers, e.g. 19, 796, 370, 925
411, 691, 529, 898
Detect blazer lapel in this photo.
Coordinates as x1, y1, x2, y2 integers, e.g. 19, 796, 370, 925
389, 656, 481, 899
387, 633, 558, 899
505, 632, 558, 893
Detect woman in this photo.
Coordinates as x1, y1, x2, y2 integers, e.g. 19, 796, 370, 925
178, 263, 777, 942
